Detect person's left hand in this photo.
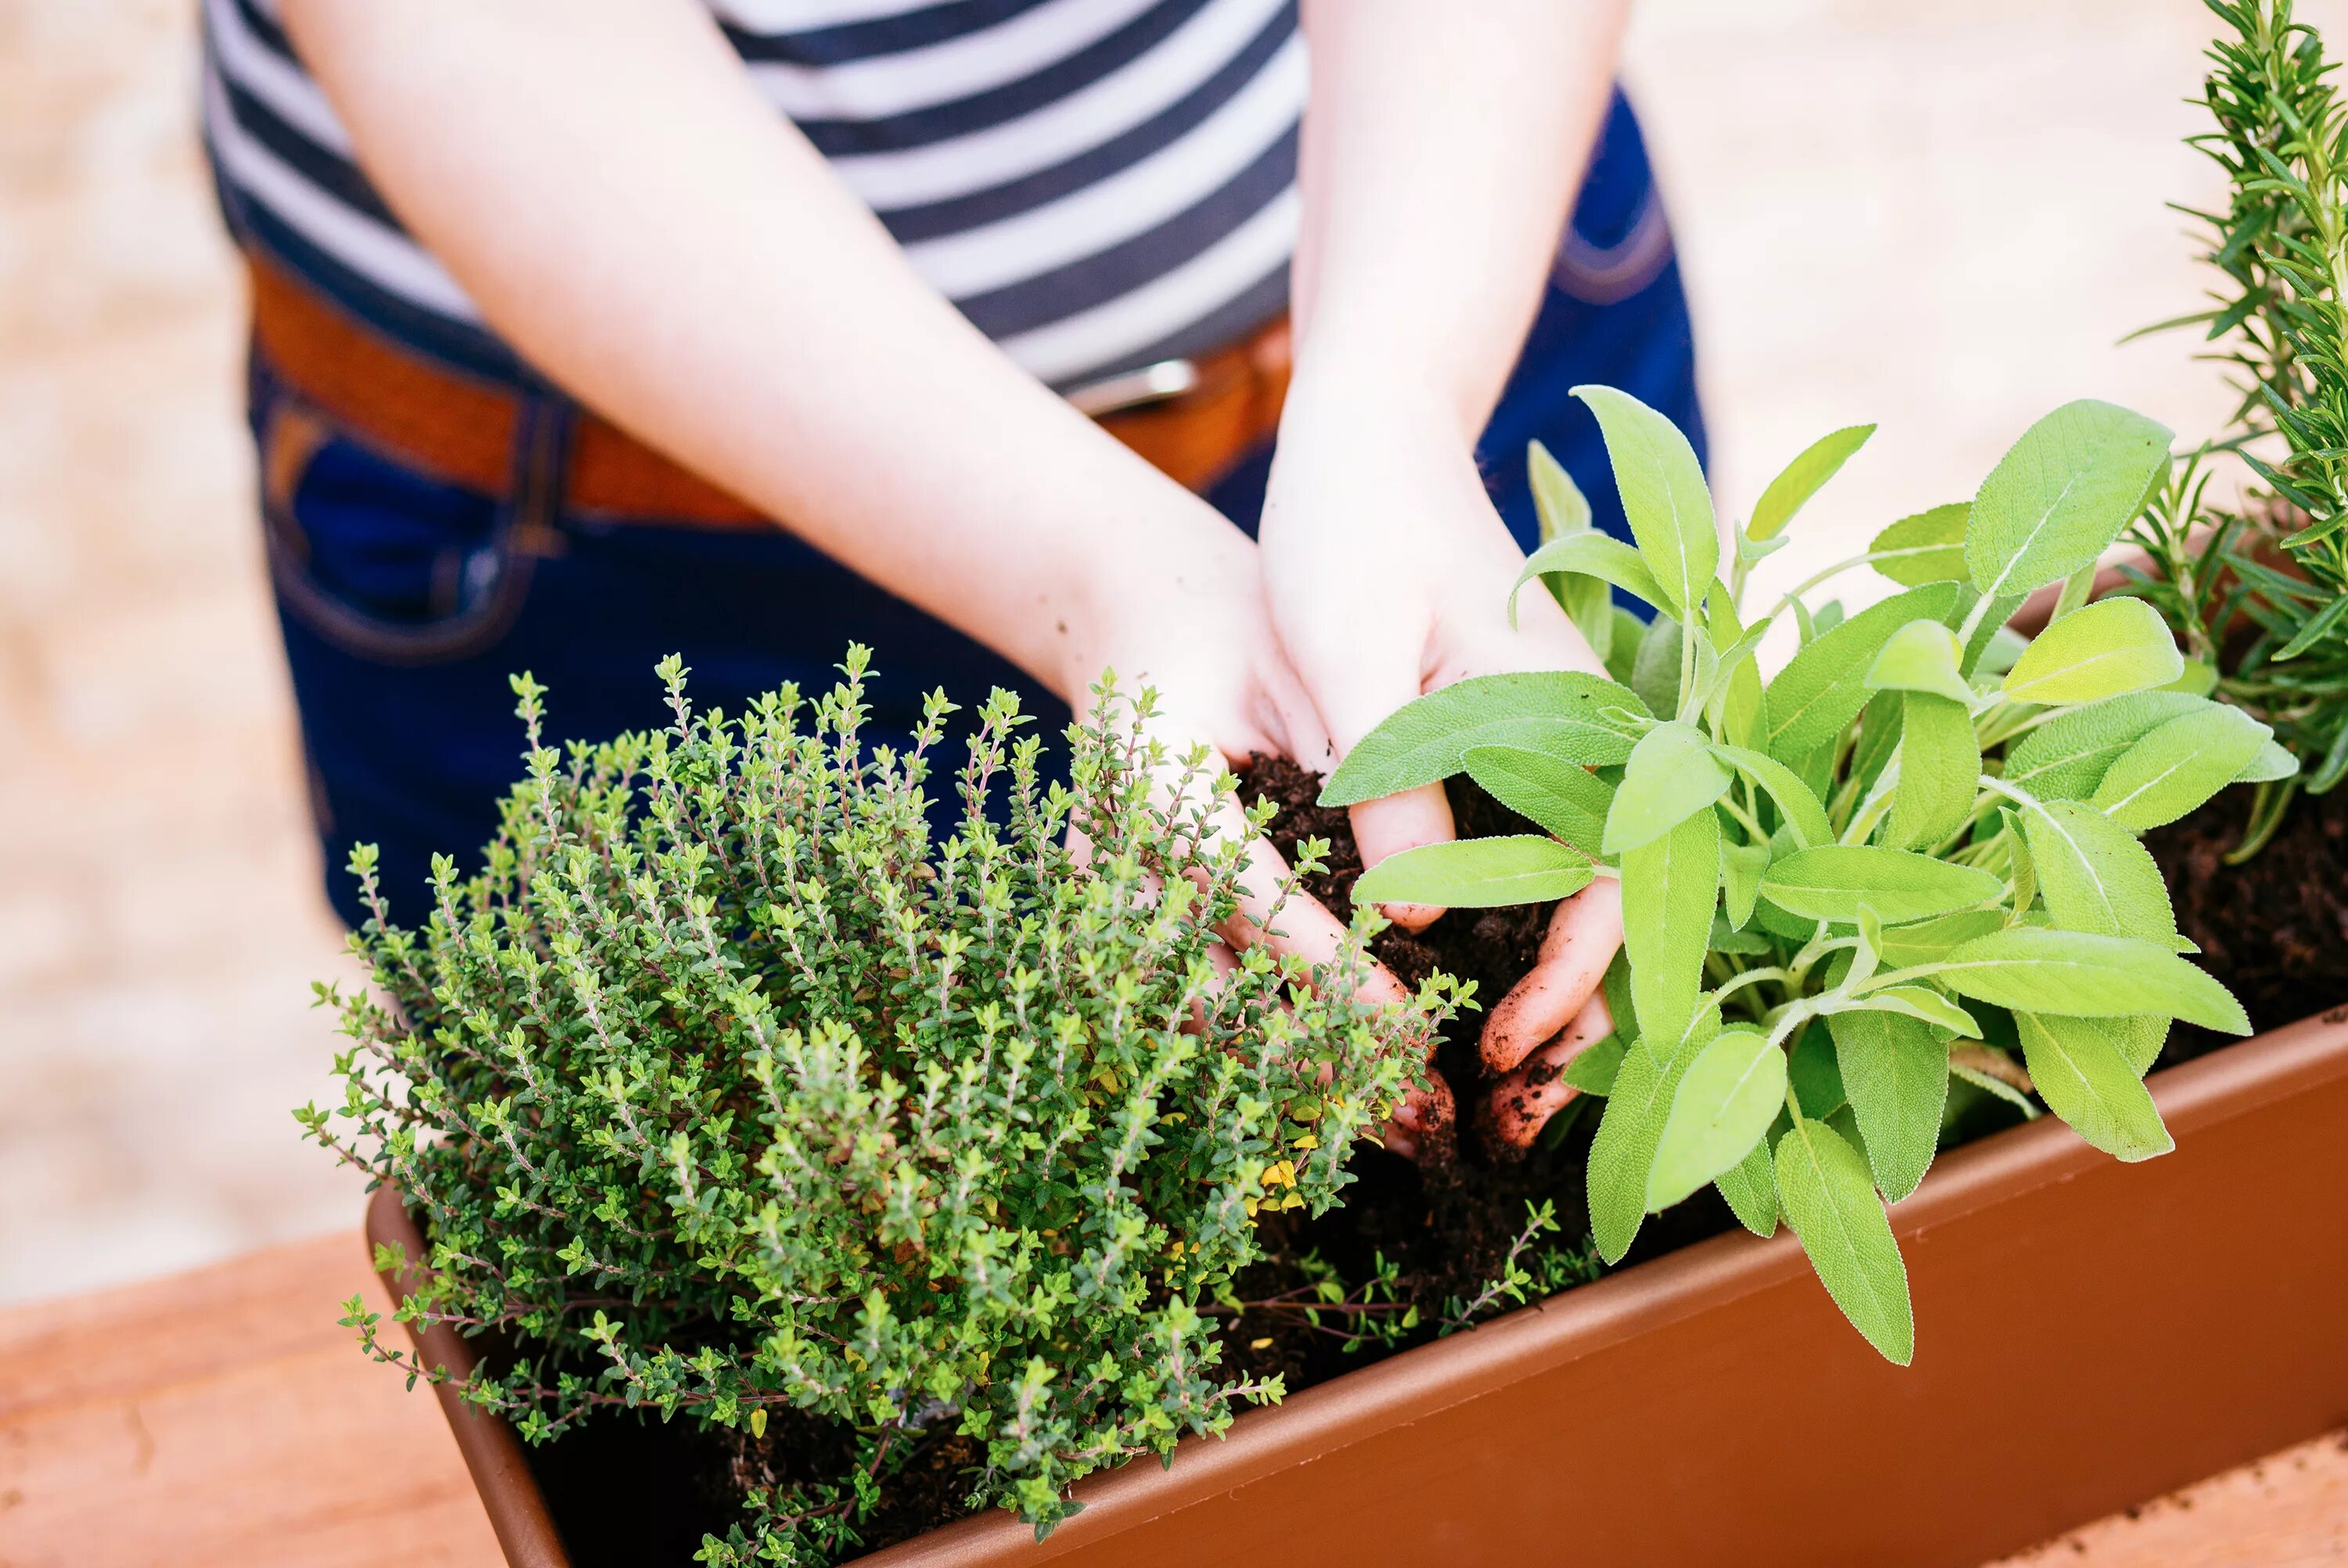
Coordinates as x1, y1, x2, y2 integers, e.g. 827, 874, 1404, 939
1257, 380, 1623, 1149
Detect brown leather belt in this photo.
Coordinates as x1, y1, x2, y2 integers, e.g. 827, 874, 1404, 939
247, 254, 1291, 527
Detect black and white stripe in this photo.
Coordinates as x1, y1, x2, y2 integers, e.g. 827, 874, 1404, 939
201, 0, 1302, 390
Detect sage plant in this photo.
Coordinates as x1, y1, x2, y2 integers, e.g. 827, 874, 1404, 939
305, 651, 1451, 1563
1325, 390, 2272, 1362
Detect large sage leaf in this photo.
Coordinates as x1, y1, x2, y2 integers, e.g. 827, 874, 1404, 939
2019, 799, 2179, 944
1929, 926, 2249, 1034
1510, 531, 1666, 628
1864, 620, 1975, 704
1763, 583, 1964, 761
1966, 401, 2173, 601
1604, 721, 1732, 854
1588, 999, 1721, 1262
1622, 805, 1722, 1047
2001, 597, 2185, 705
1574, 385, 1718, 620
1714, 1135, 1780, 1236
1759, 845, 2002, 925
1352, 836, 1593, 908
1776, 1117, 1914, 1365
1870, 502, 1971, 587
2017, 1012, 2173, 1161
1647, 1027, 1785, 1210
2001, 690, 2212, 800
1749, 423, 1874, 541
1887, 693, 1980, 851
1462, 745, 1612, 858
1320, 673, 1651, 806
1828, 1010, 1948, 1203
2091, 705, 2270, 829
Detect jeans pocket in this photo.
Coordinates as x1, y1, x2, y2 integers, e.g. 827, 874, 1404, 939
256, 371, 543, 666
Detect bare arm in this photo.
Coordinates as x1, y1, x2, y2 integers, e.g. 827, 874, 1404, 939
1262, 0, 1637, 1135
279, 0, 1249, 710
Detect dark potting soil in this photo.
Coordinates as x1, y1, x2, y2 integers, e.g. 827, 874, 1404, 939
2145, 782, 2348, 1062
520, 757, 1734, 1563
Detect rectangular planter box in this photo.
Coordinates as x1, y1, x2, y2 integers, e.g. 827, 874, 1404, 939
373, 1005, 2348, 1568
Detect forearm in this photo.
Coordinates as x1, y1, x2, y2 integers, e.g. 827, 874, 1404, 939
280, 0, 1237, 702
1289, 0, 1633, 437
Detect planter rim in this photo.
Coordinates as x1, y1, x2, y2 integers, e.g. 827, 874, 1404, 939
369, 1002, 2348, 1568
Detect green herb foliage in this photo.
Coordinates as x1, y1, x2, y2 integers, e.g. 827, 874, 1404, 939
304, 652, 1454, 1563
1331, 390, 2267, 1363
2130, 0, 2348, 857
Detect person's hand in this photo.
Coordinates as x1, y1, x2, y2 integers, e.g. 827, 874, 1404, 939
1257, 382, 1621, 1147
1056, 499, 1453, 1156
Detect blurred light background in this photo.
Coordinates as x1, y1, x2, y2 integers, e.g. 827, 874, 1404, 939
2, 0, 2332, 1306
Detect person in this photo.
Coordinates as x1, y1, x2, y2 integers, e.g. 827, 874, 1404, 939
200, 0, 1704, 1152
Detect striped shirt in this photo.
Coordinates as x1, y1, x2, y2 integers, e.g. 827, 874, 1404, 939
200, 0, 1302, 393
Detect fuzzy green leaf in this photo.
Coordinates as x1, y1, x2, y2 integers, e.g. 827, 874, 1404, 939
1562, 1032, 1627, 1096
1929, 927, 2249, 1034
2090, 705, 2271, 829
1712, 744, 1833, 849
1529, 438, 1592, 541
1588, 1001, 1721, 1262
2000, 598, 2185, 705
1630, 613, 1684, 717
1759, 846, 2003, 925
1647, 1027, 1785, 1211
1788, 1023, 1847, 1118
1460, 746, 1612, 859
2002, 691, 2213, 800
1573, 385, 1719, 618
1604, 721, 1732, 854
1870, 502, 1972, 587
1510, 532, 1667, 629
1721, 836, 1770, 930
2017, 1012, 2173, 1161
1828, 1010, 1948, 1203
1750, 423, 1875, 541
2237, 738, 2302, 784
1352, 836, 1593, 909
1776, 1117, 1914, 1364
1714, 1135, 1781, 1236
1320, 674, 1651, 806
1621, 806, 1722, 1047
1966, 401, 2173, 601
1887, 693, 1981, 851
1763, 583, 1966, 761
1840, 985, 1981, 1038
1865, 620, 1975, 704
1876, 909, 2007, 967
2019, 800, 2180, 945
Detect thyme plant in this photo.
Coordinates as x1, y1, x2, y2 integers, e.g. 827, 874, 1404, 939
305, 651, 1452, 1563
2130, 0, 2348, 855
1325, 390, 2272, 1363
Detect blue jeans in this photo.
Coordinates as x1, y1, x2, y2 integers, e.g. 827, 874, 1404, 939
254, 92, 1702, 930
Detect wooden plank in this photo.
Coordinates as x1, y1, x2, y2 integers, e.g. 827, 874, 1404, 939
1994, 1430, 2348, 1566
0, 1231, 501, 1568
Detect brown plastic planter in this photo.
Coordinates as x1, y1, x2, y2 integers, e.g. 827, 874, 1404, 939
373, 1004, 2348, 1568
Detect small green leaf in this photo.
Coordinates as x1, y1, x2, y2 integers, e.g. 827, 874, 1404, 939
1750, 423, 1875, 541
1573, 385, 1720, 619
2090, 705, 2270, 829
1602, 607, 1645, 686
1759, 846, 2003, 925
2236, 738, 2301, 784
1839, 985, 1980, 1038
1712, 744, 1832, 848
1930, 926, 2250, 1034
1776, 1117, 1914, 1364
1509, 532, 1667, 628
2163, 657, 2220, 696
1562, 1032, 1627, 1095
1648, 1028, 1785, 1210
1865, 620, 1974, 704
1714, 1135, 1780, 1236
1529, 438, 1592, 541
1886, 694, 1980, 851
2002, 691, 2211, 800
2020, 799, 2180, 944
2274, 587, 2348, 661
1764, 583, 1966, 761
1876, 909, 2006, 967
1788, 1023, 1846, 1118
2001, 598, 2185, 705
1588, 1001, 1721, 1262
1869, 502, 1972, 587
1721, 836, 1770, 930
1621, 805, 1722, 1047
1604, 722, 1732, 854
1829, 1011, 1948, 1202
1320, 673, 1651, 806
1967, 401, 2173, 601
2016, 1013, 2173, 1161
1352, 836, 1593, 908
1462, 746, 1612, 858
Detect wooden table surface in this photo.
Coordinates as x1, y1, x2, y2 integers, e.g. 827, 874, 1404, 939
2, 1233, 2341, 1568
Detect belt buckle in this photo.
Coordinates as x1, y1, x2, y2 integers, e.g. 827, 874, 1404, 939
1064, 358, 1201, 419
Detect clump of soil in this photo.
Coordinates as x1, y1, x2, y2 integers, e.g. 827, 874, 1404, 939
2145, 783, 2348, 1062
1212, 756, 1732, 1397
